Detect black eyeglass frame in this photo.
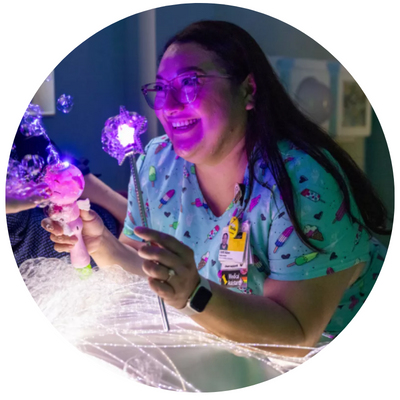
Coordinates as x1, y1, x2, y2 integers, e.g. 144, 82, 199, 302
141, 73, 231, 110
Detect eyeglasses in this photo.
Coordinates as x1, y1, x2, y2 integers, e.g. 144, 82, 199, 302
141, 73, 231, 110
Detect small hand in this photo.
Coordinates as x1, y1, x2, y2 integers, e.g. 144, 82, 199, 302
6, 183, 51, 214
134, 226, 200, 310
41, 209, 105, 254
6, 195, 43, 214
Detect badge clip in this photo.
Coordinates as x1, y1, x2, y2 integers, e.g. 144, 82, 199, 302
233, 183, 242, 205
229, 216, 239, 239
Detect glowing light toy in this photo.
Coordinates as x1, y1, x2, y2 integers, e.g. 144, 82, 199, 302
101, 106, 170, 331
8, 103, 92, 276
56, 94, 74, 114
7, 104, 55, 201
44, 161, 92, 276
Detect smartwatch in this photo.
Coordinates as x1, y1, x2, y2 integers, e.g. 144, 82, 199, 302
179, 276, 213, 316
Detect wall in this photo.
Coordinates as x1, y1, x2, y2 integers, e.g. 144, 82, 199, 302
154, 4, 336, 59
40, 17, 138, 190
365, 113, 394, 247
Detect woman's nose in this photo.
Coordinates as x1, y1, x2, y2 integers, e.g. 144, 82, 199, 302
162, 89, 184, 115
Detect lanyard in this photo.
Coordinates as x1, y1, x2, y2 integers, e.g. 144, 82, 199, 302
232, 182, 252, 221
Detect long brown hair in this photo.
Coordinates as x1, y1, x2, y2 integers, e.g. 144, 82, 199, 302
163, 20, 391, 251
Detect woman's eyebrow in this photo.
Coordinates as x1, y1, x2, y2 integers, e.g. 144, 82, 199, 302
156, 66, 206, 80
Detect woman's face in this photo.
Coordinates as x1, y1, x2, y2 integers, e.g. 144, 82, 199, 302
155, 42, 250, 165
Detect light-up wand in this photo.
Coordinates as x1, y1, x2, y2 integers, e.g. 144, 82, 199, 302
101, 106, 170, 332
8, 103, 92, 277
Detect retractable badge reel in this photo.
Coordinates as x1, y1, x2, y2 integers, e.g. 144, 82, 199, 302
218, 183, 250, 291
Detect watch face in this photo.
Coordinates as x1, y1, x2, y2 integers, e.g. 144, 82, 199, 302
190, 287, 212, 313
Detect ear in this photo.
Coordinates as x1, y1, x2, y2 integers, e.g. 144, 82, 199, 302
242, 73, 257, 111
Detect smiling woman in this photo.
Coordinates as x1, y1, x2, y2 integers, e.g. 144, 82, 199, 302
42, 20, 391, 357
150, 42, 252, 167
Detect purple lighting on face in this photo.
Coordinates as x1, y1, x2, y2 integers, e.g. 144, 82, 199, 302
101, 106, 147, 165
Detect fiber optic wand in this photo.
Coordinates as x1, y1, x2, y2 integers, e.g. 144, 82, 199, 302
101, 106, 170, 332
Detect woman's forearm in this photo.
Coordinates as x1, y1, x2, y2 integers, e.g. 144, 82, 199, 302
82, 173, 128, 225
192, 281, 309, 356
91, 228, 146, 277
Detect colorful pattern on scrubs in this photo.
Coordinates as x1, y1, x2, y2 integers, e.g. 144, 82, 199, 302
124, 135, 386, 336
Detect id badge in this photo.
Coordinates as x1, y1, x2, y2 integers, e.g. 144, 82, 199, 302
218, 220, 250, 264
219, 220, 251, 292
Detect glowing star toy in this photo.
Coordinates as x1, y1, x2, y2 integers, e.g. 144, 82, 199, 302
101, 105, 146, 165
101, 106, 170, 332
44, 162, 92, 277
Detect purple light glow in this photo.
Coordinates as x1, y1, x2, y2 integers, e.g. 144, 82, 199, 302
44, 163, 84, 206
101, 106, 147, 165
20, 103, 46, 137
57, 94, 74, 114
117, 124, 136, 147
7, 103, 62, 202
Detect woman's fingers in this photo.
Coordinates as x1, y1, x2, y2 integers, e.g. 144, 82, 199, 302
53, 243, 75, 253
142, 259, 172, 281
49, 233, 78, 245
49, 233, 78, 253
134, 226, 193, 259
138, 243, 185, 272
134, 227, 200, 309
46, 233, 76, 253
41, 218, 64, 235
147, 277, 175, 299
41, 218, 78, 252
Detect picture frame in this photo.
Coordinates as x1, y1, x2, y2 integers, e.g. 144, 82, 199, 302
268, 56, 371, 139
31, 71, 55, 116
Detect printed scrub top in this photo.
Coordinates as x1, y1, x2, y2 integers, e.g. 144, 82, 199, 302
123, 135, 386, 336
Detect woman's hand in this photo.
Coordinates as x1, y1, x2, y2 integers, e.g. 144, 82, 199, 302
134, 226, 200, 310
41, 209, 105, 255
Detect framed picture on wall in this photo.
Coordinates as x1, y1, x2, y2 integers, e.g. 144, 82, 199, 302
337, 69, 371, 138
268, 56, 371, 139
31, 71, 55, 116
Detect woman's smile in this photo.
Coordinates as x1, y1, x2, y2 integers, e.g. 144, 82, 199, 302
155, 42, 249, 165
170, 118, 200, 132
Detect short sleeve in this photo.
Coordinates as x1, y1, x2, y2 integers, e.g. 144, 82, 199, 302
267, 148, 370, 281
122, 152, 147, 242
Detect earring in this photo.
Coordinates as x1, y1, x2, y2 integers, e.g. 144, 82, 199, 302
245, 98, 255, 111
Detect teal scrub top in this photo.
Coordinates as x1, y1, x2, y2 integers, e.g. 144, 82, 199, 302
123, 135, 386, 335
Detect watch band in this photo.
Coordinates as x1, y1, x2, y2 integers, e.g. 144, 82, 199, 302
178, 275, 212, 316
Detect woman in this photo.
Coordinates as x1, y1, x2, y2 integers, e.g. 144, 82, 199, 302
42, 21, 390, 356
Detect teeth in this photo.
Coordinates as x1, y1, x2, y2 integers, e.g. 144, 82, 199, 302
172, 119, 197, 128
